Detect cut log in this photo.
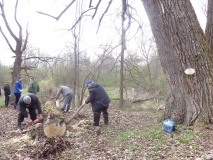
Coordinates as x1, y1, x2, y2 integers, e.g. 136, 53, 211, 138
42, 101, 86, 138
42, 101, 66, 138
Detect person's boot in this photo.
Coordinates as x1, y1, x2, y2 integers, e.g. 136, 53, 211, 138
103, 113, 109, 125
93, 112, 100, 126
66, 107, 70, 113
103, 110, 109, 125
14, 103, 17, 110
17, 122, 23, 132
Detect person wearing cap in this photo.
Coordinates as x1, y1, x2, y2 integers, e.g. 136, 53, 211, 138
13, 77, 23, 110
17, 93, 43, 131
3, 81, 11, 108
85, 80, 111, 126
28, 77, 40, 95
55, 85, 73, 112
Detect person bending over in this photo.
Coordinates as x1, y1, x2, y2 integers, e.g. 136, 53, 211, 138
17, 93, 43, 131
55, 85, 73, 112
85, 80, 111, 126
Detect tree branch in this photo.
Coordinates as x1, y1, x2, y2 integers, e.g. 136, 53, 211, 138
91, 0, 102, 19
37, 0, 76, 21
0, 26, 15, 52
69, 10, 93, 30
14, 0, 22, 42
89, 0, 93, 8
21, 23, 29, 52
96, 0, 113, 33
0, 1, 18, 41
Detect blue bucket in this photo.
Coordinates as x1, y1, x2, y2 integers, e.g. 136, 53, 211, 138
162, 118, 175, 132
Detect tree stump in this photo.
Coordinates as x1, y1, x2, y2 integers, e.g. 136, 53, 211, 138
42, 101, 66, 138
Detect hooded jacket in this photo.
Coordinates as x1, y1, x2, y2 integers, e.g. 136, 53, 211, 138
85, 83, 110, 112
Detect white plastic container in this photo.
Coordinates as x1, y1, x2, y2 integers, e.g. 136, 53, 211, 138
56, 100, 60, 108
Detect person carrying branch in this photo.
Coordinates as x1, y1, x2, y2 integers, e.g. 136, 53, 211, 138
55, 85, 73, 112
17, 93, 43, 131
85, 80, 111, 126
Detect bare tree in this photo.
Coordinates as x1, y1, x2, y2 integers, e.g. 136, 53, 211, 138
0, 0, 28, 85
37, 0, 133, 107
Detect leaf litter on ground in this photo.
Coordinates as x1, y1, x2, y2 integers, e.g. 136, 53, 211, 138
0, 103, 212, 160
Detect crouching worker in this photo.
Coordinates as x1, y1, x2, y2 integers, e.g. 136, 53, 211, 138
17, 93, 43, 131
85, 80, 111, 126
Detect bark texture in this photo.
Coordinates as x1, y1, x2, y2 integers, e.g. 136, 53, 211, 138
142, 0, 213, 125
205, 0, 213, 51
142, 0, 186, 123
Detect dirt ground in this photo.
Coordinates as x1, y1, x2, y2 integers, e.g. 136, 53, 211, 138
0, 102, 212, 160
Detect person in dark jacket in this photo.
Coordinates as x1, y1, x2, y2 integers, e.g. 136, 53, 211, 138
13, 77, 23, 109
28, 77, 40, 95
17, 93, 43, 131
3, 81, 11, 108
85, 80, 111, 126
55, 85, 73, 112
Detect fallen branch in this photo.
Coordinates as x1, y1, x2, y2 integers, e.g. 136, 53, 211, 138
65, 102, 86, 125
131, 96, 155, 103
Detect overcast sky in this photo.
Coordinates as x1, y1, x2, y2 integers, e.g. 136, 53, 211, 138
0, 0, 208, 66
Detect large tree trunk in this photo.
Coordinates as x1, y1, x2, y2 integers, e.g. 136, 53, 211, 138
205, 0, 213, 51
142, 0, 213, 125
142, 0, 186, 124
12, 51, 22, 85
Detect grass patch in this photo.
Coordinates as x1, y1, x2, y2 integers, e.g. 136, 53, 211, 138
175, 125, 195, 144
112, 123, 166, 151
149, 124, 162, 139
113, 129, 142, 144
175, 131, 194, 143
105, 87, 119, 99
0, 95, 5, 108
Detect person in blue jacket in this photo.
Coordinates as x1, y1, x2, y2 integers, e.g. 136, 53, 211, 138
13, 77, 23, 109
85, 80, 111, 126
